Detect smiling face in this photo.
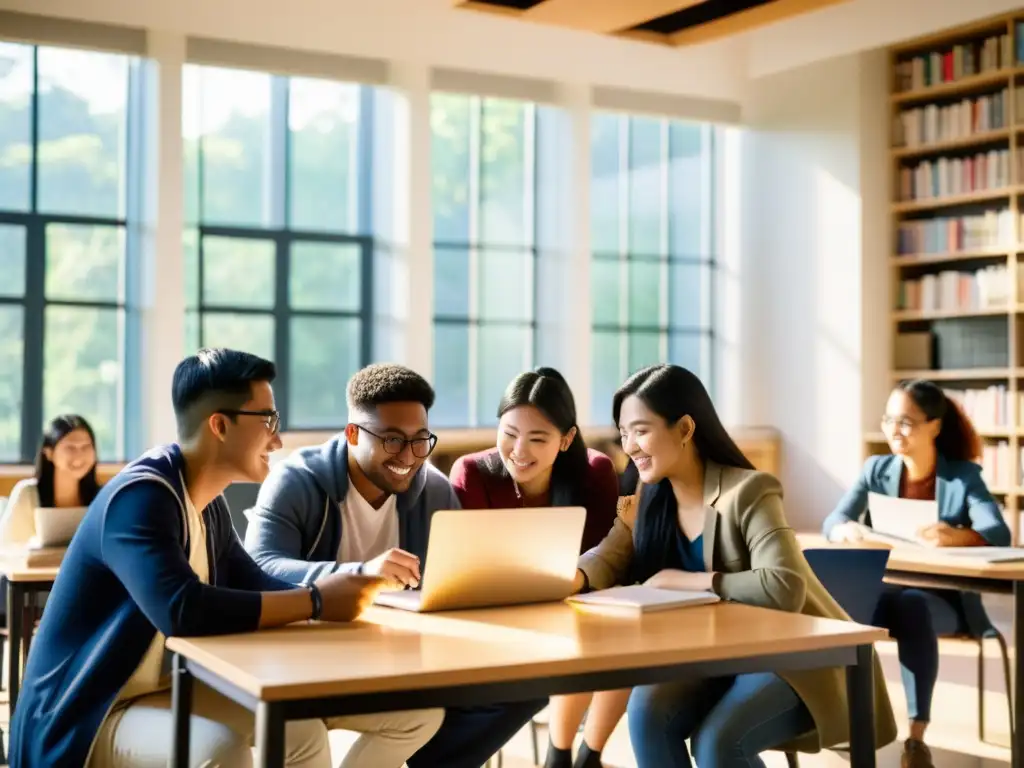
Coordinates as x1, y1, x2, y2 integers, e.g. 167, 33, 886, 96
882, 388, 940, 458
215, 380, 283, 483
45, 428, 97, 482
618, 394, 692, 485
348, 401, 430, 495
497, 405, 570, 489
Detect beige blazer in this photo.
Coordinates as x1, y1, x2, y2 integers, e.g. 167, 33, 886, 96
578, 461, 897, 754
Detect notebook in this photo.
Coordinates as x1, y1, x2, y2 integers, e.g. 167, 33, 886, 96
567, 585, 720, 615
927, 546, 1024, 563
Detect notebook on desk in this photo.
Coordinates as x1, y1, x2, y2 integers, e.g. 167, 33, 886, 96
567, 585, 720, 615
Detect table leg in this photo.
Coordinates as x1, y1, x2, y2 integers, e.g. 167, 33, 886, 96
7, 581, 23, 715
1012, 582, 1023, 768
846, 644, 876, 768
255, 701, 285, 768
171, 654, 193, 768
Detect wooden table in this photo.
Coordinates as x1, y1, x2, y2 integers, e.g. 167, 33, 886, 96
798, 533, 1024, 767
168, 601, 886, 768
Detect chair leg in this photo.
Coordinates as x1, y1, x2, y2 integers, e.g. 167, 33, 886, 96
997, 631, 1015, 743
978, 637, 987, 742
785, 751, 800, 768
530, 718, 540, 766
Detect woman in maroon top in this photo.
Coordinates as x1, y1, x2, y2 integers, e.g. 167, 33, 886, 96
449, 367, 620, 768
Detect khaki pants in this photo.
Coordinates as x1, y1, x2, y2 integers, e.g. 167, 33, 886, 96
89, 683, 445, 768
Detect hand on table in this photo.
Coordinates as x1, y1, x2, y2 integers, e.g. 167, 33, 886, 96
828, 521, 869, 544
644, 569, 715, 592
362, 548, 421, 588
315, 574, 386, 622
916, 521, 984, 548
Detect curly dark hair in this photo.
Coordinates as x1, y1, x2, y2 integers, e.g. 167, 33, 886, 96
346, 363, 435, 413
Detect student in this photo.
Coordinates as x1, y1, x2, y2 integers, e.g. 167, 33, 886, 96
822, 378, 1010, 768
449, 367, 620, 768
0, 414, 101, 546
9, 349, 442, 768
575, 364, 896, 768
245, 362, 544, 768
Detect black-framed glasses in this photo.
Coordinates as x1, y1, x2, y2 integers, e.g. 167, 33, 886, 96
219, 409, 281, 435
357, 425, 438, 458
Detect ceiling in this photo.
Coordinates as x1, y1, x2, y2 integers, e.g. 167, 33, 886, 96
452, 0, 850, 45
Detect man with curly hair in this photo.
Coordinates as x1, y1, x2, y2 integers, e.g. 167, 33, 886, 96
246, 362, 545, 767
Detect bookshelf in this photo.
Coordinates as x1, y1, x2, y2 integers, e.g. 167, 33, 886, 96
884, 13, 1024, 543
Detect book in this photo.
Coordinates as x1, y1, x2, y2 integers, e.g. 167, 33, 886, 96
567, 585, 720, 615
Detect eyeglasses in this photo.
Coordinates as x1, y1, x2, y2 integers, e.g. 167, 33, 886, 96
357, 425, 438, 458
880, 415, 918, 437
219, 409, 281, 435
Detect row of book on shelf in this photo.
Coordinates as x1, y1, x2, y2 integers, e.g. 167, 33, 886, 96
893, 89, 1008, 148
893, 31, 1014, 93
898, 149, 1010, 201
979, 440, 1021, 489
896, 210, 1015, 254
945, 385, 1013, 429
897, 265, 1009, 311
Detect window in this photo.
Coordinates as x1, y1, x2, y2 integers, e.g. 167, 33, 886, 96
0, 42, 141, 461
183, 66, 373, 430
431, 93, 538, 427
590, 113, 716, 425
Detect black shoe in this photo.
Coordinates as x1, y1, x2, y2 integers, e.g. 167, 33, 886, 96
573, 741, 602, 768
544, 738, 572, 768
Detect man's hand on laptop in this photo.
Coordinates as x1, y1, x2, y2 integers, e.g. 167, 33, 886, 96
362, 548, 422, 589
316, 574, 386, 622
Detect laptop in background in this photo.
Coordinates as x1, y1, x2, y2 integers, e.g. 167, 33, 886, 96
33, 506, 87, 547
375, 507, 586, 613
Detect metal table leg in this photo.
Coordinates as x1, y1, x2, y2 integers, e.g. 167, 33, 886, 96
171, 654, 193, 768
846, 644, 876, 768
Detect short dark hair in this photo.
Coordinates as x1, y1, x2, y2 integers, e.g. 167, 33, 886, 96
172, 348, 277, 440
346, 363, 435, 414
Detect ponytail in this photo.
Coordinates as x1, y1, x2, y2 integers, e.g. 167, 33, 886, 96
896, 379, 982, 462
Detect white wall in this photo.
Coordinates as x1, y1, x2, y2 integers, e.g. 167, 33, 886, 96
735, 49, 889, 529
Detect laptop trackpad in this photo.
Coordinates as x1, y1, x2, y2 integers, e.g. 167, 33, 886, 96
374, 590, 424, 612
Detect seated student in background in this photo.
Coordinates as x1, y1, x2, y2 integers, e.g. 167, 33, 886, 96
10, 349, 437, 768
822, 378, 1010, 768
0, 414, 101, 546
575, 364, 896, 768
245, 362, 543, 768
449, 366, 620, 768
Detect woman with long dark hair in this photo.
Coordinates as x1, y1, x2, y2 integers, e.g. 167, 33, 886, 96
0, 414, 101, 546
575, 364, 896, 767
823, 379, 1010, 768
449, 367, 620, 768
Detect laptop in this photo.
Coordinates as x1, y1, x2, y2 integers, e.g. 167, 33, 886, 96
33, 506, 87, 547
374, 507, 586, 613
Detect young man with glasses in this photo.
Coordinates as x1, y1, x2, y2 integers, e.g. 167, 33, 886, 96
10, 349, 443, 767
246, 362, 546, 768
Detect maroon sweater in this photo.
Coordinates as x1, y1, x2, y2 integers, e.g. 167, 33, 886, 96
449, 447, 619, 554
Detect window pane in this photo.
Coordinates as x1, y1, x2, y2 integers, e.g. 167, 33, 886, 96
669, 332, 704, 375
0, 305, 23, 460
477, 324, 531, 425
0, 42, 33, 212
669, 122, 706, 258
183, 228, 199, 309
431, 93, 471, 244
289, 78, 359, 233
201, 312, 274, 361
434, 246, 470, 319
628, 117, 664, 255
184, 310, 200, 353
0, 224, 26, 297
36, 47, 128, 218
202, 236, 275, 309
591, 329, 622, 426
289, 241, 360, 311
628, 259, 661, 326
591, 113, 621, 254
670, 261, 707, 330
432, 322, 471, 427
289, 316, 360, 427
479, 249, 531, 322
480, 99, 528, 246
627, 330, 662, 375
46, 223, 125, 302
44, 306, 123, 459
194, 67, 273, 227
591, 257, 621, 326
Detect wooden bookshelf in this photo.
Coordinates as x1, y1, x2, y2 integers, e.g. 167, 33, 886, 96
885, 13, 1024, 542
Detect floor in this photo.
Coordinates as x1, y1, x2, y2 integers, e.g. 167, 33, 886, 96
0, 594, 1017, 767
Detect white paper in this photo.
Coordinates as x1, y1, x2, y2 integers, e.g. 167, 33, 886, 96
929, 546, 1024, 562
567, 585, 720, 613
867, 492, 938, 544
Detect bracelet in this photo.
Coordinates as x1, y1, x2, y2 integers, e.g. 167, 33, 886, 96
307, 582, 323, 621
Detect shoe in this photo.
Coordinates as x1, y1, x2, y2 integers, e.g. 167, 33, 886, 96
900, 738, 934, 768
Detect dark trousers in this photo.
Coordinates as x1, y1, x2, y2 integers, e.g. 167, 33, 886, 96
872, 585, 961, 722
406, 699, 547, 768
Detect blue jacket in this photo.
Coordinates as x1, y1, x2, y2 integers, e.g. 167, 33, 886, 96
9, 444, 293, 768
243, 435, 460, 583
822, 454, 1011, 546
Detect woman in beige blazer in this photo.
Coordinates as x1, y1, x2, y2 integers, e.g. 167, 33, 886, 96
570, 364, 896, 768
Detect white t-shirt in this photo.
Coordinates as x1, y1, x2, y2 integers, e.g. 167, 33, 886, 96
337, 480, 398, 564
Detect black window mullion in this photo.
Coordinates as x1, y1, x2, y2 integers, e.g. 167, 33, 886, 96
357, 86, 375, 366
275, 234, 290, 428
22, 220, 45, 462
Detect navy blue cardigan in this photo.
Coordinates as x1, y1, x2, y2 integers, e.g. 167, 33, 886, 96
9, 444, 293, 767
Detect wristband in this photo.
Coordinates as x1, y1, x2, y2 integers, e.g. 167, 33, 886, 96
356, 562, 365, 575
307, 582, 323, 621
